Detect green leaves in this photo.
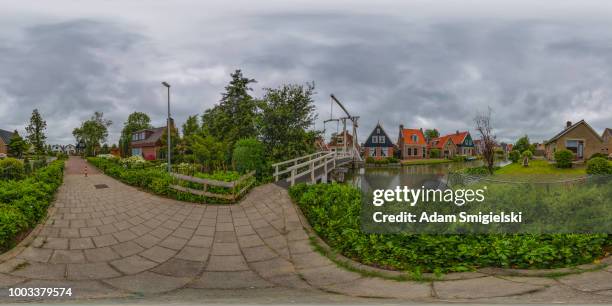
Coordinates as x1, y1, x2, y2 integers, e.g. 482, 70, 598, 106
289, 183, 610, 273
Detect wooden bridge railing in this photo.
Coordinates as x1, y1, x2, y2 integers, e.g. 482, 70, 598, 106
272, 150, 356, 186
169, 171, 256, 201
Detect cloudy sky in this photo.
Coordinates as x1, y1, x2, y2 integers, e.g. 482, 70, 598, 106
1, 0, 611, 145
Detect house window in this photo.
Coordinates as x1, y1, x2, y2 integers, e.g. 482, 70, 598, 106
132, 148, 142, 156
377, 128, 380, 134
372, 136, 378, 144
369, 148, 376, 157
413, 148, 418, 156
412, 135, 418, 142
406, 146, 412, 156
381, 148, 387, 157
379, 136, 385, 143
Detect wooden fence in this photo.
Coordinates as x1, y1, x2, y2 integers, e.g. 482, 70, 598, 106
169, 171, 256, 202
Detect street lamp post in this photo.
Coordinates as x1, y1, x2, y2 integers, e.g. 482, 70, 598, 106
162, 81, 171, 173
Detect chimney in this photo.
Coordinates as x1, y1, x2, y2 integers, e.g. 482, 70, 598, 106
566, 121, 572, 128
456, 130, 459, 135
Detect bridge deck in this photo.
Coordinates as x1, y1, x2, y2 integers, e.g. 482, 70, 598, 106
275, 157, 353, 188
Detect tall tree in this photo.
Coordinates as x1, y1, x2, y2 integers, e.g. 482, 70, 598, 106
182, 115, 200, 137
201, 70, 258, 152
474, 107, 497, 174
73, 112, 112, 156
7, 130, 28, 158
424, 129, 440, 141
514, 135, 531, 153
25, 109, 47, 155
119, 112, 152, 157
259, 82, 319, 161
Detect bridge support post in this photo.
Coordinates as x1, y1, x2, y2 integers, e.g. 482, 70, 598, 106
310, 162, 315, 184
291, 168, 296, 186
323, 157, 328, 183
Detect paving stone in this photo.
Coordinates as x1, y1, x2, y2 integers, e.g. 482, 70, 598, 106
103, 271, 191, 294
211, 242, 241, 256
288, 239, 312, 254
113, 230, 138, 242
0, 258, 27, 273
111, 241, 144, 257
17, 247, 53, 263
0, 273, 26, 288
194, 225, 215, 236
216, 222, 234, 232
41, 237, 69, 250
92, 234, 119, 247
173, 227, 195, 239
159, 236, 188, 250
110, 255, 157, 275
190, 271, 272, 289
250, 257, 295, 278
67, 262, 121, 280
10, 262, 66, 280
206, 255, 249, 271
327, 277, 432, 299
140, 246, 177, 263
187, 235, 213, 248
152, 258, 204, 277
237, 234, 264, 248
70, 237, 95, 249
242, 245, 278, 262
433, 276, 543, 299
558, 271, 612, 292
292, 251, 334, 269
83, 247, 120, 262
59, 228, 80, 238
299, 264, 361, 287
267, 273, 312, 289
214, 231, 237, 243
235, 225, 256, 236
175, 246, 210, 262
78, 227, 100, 237
50, 250, 86, 264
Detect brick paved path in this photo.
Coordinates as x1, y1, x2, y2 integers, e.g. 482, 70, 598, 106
0, 156, 611, 303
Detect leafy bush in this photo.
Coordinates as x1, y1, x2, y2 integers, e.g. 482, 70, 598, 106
452, 155, 468, 162
232, 138, 265, 175
97, 154, 118, 160
365, 156, 375, 164
554, 149, 574, 168
119, 155, 147, 169
589, 153, 608, 160
522, 150, 533, 159
290, 183, 610, 273
429, 149, 441, 158
387, 157, 400, 163
0, 158, 25, 180
509, 150, 521, 163
0, 160, 64, 251
463, 166, 491, 175
586, 157, 612, 175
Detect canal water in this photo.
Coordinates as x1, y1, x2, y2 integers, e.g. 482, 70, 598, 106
346, 160, 506, 189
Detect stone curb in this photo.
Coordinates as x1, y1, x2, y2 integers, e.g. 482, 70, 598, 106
290, 195, 611, 280
0, 207, 56, 264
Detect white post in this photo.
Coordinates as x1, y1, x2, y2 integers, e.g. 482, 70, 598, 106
310, 162, 315, 184
323, 156, 328, 183
291, 168, 296, 186
274, 165, 279, 182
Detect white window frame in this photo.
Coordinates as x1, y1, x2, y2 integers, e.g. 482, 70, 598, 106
372, 136, 378, 144
379, 136, 385, 143
369, 148, 376, 157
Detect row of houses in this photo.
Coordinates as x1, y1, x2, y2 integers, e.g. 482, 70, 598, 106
325, 119, 612, 162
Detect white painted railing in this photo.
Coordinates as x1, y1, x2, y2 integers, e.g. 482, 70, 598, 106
272, 150, 356, 186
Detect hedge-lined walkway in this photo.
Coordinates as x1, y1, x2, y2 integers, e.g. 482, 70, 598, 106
0, 156, 611, 303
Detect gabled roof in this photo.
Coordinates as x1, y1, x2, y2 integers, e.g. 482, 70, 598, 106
544, 120, 603, 144
428, 135, 454, 149
0, 129, 14, 144
131, 127, 165, 147
603, 128, 612, 139
364, 122, 395, 147
447, 131, 470, 145
400, 128, 427, 145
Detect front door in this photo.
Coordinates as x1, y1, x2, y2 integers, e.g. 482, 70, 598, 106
577, 141, 584, 159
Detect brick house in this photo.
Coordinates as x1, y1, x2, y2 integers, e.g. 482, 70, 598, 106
0, 129, 13, 155
544, 120, 608, 161
398, 126, 428, 160
439, 131, 476, 156
130, 119, 175, 161
327, 131, 360, 154
429, 135, 457, 158
602, 128, 612, 156
363, 123, 395, 159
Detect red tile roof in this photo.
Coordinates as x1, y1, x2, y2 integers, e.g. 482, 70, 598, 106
400, 129, 427, 145
447, 131, 469, 145
428, 135, 453, 149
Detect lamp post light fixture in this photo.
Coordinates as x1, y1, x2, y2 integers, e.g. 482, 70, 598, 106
162, 81, 171, 173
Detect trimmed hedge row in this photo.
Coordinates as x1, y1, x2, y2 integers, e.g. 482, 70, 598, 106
87, 157, 254, 203
289, 183, 610, 274
0, 160, 64, 251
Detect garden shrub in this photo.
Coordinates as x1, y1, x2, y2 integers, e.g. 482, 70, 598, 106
0, 160, 64, 251
554, 149, 574, 168
119, 155, 147, 169
0, 158, 25, 180
586, 157, 612, 175
429, 149, 441, 158
289, 182, 610, 273
509, 150, 521, 163
232, 138, 265, 175
365, 157, 375, 164
588, 153, 608, 160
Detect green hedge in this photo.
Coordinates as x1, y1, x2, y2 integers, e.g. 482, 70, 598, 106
0, 160, 64, 251
586, 157, 612, 175
289, 183, 610, 274
87, 157, 254, 204
554, 149, 574, 168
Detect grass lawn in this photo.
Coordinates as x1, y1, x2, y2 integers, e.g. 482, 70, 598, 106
494, 159, 586, 181
401, 159, 452, 166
